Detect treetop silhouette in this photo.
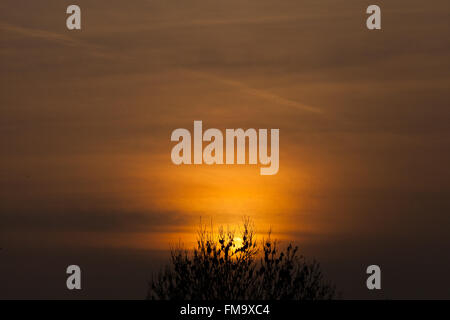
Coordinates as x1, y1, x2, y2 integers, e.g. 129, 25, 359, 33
148, 218, 336, 300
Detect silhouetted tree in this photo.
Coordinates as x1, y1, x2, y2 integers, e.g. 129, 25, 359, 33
148, 218, 336, 300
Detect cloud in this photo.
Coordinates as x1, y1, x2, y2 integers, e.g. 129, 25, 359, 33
184, 70, 323, 114
1, 209, 193, 233
0, 23, 80, 46
0, 22, 112, 59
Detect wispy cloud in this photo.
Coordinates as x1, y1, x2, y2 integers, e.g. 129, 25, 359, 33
1, 209, 193, 233
1, 23, 80, 46
0, 23, 111, 58
185, 69, 323, 114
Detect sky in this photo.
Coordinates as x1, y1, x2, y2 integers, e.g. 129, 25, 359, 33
1, 0, 450, 298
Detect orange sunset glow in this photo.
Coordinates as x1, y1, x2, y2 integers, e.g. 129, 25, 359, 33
1, 0, 450, 299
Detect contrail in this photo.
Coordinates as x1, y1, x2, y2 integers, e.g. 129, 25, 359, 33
184, 70, 323, 114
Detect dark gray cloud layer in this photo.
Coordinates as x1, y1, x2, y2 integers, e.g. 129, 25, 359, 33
1, 209, 191, 233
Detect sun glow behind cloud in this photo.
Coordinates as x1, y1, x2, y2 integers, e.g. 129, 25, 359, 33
124, 154, 318, 249
3, 0, 449, 261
